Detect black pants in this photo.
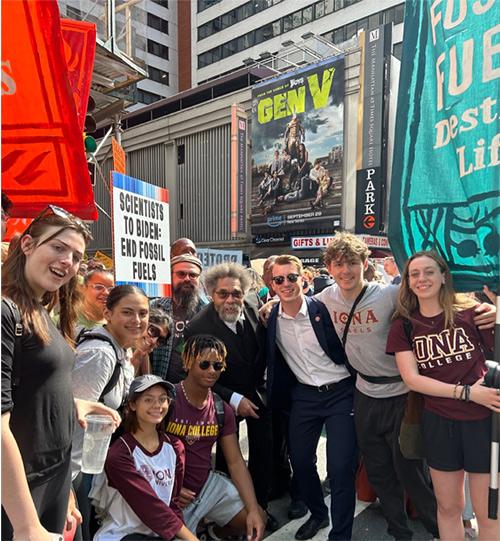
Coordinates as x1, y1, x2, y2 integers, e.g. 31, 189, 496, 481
73, 472, 99, 541
354, 390, 439, 540
215, 401, 273, 509
2, 455, 71, 540
271, 408, 302, 501
289, 380, 357, 541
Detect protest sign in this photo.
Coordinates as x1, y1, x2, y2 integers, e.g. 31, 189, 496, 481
111, 172, 170, 297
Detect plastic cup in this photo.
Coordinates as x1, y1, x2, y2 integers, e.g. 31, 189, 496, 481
81, 415, 114, 474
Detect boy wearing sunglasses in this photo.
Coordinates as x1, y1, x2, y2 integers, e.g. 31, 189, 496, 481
266, 254, 357, 541
166, 335, 265, 541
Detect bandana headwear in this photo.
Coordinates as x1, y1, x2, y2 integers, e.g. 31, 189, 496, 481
170, 254, 203, 271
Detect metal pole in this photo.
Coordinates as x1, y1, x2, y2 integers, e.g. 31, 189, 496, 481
113, 114, 122, 144
488, 283, 500, 520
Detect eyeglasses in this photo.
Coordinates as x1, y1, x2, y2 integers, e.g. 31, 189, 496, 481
23, 205, 91, 237
139, 395, 170, 406
173, 270, 200, 280
214, 289, 243, 300
147, 324, 169, 346
89, 283, 112, 293
271, 273, 300, 285
198, 360, 225, 371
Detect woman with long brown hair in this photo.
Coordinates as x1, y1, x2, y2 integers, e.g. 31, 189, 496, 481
1, 206, 120, 541
387, 250, 499, 541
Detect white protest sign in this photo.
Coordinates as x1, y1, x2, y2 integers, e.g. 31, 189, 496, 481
111, 172, 171, 297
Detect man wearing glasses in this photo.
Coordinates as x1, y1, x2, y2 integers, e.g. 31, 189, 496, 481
266, 255, 357, 541
78, 268, 115, 331
150, 253, 208, 382
184, 263, 277, 531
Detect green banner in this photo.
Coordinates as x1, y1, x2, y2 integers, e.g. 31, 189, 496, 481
389, 0, 499, 291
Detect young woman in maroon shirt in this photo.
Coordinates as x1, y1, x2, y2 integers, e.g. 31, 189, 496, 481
387, 250, 498, 541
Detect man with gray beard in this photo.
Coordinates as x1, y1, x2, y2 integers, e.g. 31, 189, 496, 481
184, 263, 277, 531
150, 254, 208, 383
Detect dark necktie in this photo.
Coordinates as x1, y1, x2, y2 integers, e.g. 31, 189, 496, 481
236, 321, 244, 337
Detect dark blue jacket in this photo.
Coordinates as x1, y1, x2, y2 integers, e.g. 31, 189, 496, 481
266, 295, 349, 409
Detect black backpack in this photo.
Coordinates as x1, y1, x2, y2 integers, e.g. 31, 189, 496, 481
76, 329, 123, 403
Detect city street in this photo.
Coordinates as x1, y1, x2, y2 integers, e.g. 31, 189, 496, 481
238, 424, 438, 541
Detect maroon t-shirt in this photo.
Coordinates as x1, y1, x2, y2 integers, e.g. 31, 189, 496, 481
387, 307, 494, 421
166, 384, 236, 495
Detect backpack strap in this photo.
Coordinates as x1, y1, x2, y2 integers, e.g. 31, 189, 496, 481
77, 331, 123, 403
2, 298, 24, 390
213, 392, 225, 435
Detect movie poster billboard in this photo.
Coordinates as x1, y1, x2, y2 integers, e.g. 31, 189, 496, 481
251, 56, 344, 237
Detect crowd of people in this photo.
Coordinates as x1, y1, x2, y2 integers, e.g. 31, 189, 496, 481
1, 201, 498, 541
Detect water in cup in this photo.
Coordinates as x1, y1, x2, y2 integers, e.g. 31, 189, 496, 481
81, 415, 114, 474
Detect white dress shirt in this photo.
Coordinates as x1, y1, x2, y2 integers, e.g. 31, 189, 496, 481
276, 298, 350, 387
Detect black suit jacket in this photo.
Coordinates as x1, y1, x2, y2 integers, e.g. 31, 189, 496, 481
184, 297, 267, 406
266, 295, 349, 409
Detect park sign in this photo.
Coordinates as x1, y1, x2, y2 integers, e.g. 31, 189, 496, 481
389, 0, 499, 291
111, 172, 171, 297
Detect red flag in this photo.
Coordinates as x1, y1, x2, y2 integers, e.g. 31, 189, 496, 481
1, 0, 98, 220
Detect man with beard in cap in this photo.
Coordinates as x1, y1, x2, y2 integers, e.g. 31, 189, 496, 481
150, 254, 208, 383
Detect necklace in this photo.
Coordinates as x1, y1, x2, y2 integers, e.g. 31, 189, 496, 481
180, 380, 209, 409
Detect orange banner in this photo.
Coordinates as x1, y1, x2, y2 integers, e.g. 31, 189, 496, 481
112, 137, 126, 174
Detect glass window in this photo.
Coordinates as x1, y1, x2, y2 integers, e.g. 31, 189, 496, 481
356, 17, 368, 33
283, 14, 293, 33
303, 5, 313, 23
315, 1, 325, 18
137, 89, 162, 105
384, 7, 395, 24
147, 40, 169, 59
334, 0, 344, 9
148, 66, 169, 85
394, 4, 405, 24
198, 0, 222, 12
147, 13, 168, 34
198, 24, 209, 40
345, 22, 357, 39
272, 19, 282, 36
292, 10, 302, 28
151, 0, 168, 6
222, 10, 237, 28
333, 27, 344, 43
393, 42, 402, 60
324, 0, 334, 14
368, 13, 380, 29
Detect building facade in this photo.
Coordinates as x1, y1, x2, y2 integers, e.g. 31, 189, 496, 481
189, 0, 404, 85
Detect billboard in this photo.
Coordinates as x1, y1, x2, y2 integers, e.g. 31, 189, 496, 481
250, 56, 345, 236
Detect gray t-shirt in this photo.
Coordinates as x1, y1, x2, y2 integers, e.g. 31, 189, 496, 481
315, 282, 408, 398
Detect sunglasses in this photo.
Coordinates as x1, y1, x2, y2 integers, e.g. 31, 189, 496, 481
271, 273, 300, 285
214, 289, 243, 300
198, 359, 225, 371
173, 270, 200, 280
23, 205, 91, 237
89, 283, 112, 293
147, 324, 169, 346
